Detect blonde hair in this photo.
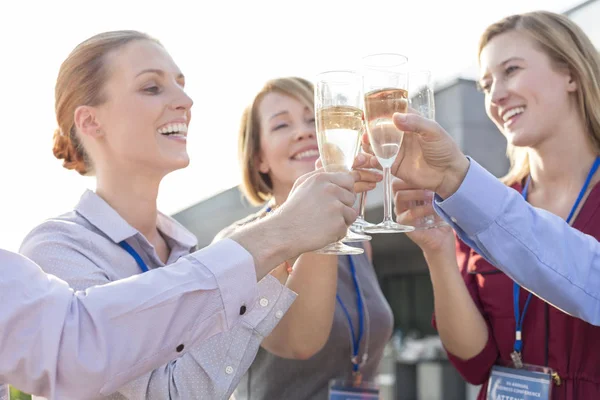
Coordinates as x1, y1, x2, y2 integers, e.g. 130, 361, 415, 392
53, 30, 159, 175
238, 77, 314, 205
478, 11, 600, 185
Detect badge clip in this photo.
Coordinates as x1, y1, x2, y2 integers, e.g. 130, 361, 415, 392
510, 350, 524, 369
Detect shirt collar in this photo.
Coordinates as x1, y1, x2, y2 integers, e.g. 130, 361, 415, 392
157, 212, 198, 249
75, 190, 137, 243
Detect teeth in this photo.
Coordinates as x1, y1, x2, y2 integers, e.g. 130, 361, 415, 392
158, 123, 188, 135
293, 149, 319, 160
503, 107, 525, 122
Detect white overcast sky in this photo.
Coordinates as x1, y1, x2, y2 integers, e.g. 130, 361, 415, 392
0, 0, 582, 251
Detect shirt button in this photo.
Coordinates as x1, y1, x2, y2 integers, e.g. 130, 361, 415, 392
225, 366, 234, 375
176, 344, 184, 352
275, 310, 284, 319
259, 298, 269, 307
239, 305, 247, 315
451, 217, 458, 223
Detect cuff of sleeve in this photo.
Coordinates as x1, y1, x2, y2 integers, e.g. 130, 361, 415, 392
188, 238, 258, 330
435, 158, 510, 236
252, 275, 297, 337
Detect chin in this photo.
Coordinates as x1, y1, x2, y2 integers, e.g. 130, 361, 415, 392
508, 133, 540, 149
165, 156, 190, 173
297, 164, 316, 177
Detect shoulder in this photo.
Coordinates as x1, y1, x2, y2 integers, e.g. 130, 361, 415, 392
20, 211, 96, 252
19, 212, 108, 279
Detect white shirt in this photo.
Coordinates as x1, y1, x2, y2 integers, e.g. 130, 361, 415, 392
20, 190, 296, 399
0, 237, 261, 399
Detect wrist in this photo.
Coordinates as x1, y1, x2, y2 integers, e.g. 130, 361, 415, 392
422, 245, 456, 267
436, 155, 470, 200
229, 213, 294, 280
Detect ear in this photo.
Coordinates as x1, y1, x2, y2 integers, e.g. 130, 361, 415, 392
566, 71, 578, 93
74, 105, 104, 139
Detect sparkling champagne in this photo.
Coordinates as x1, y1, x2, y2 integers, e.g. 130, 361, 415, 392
316, 105, 363, 172
364, 88, 408, 168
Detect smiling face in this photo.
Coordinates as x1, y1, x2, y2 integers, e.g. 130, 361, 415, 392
478, 30, 577, 149
85, 39, 193, 177
255, 91, 318, 196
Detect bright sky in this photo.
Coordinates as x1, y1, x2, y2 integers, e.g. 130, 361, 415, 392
0, 0, 582, 251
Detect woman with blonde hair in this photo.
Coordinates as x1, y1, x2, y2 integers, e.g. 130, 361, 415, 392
217, 76, 395, 400
19, 31, 367, 399
394, 10, 600, 399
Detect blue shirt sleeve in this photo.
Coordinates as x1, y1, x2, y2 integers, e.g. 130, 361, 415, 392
433, 158, 600, 326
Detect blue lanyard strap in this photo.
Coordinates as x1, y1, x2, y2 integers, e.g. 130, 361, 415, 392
513, 156, 600, 354
119, 241, 149, 273
566, 157, 600, 223
512, 284, 533, 353
336, 255, 364, 372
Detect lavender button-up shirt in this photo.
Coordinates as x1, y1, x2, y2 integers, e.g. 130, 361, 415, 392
20, 190, 296, 400
1, 237, 260, 399
434, 158, 600, 326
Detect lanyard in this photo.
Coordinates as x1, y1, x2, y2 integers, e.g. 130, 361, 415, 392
336, 255, 365, 373
513, 156, 600, 357
119, 241, 149, 273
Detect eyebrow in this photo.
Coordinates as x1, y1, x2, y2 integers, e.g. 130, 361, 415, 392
136, 68, 185, 80
479, 57, 525, 82
269, 110, 289, 121
501, 56, 524, 66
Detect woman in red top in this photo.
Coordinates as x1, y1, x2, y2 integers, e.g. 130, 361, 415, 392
394, 11, 600, 399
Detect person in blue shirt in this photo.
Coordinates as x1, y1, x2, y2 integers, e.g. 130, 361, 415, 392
375, 89, 600, 328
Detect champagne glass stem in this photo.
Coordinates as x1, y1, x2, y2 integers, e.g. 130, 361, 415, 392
382, 166, 394, 223
358, 191, 368, 219
349, 190, 375, 236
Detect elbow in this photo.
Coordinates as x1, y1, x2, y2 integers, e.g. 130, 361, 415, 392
286, 333, 328, 360
444, 349, 495, 386
290, 349, 315, 361
288, 339, 326, 360
461, 370, 491, 386
447, 355, 491, 385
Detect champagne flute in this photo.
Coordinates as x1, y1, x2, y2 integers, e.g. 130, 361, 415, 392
315, 70, 368, 255
407, 70, 448, 230
361, 53, 414, 234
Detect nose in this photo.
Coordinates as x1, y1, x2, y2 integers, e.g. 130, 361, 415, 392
170, 87, 194, 111
294, 122, 316, 141
489, 79, 509, 107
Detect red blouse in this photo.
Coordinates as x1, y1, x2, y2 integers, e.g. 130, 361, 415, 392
434, 182, 600, 399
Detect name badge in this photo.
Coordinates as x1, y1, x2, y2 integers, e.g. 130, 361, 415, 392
487, 365, 552, 400
328, 379, 379, 400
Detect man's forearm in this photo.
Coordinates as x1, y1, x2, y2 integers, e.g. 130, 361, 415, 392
230, 213, 295, 281
434, 159, 600, 326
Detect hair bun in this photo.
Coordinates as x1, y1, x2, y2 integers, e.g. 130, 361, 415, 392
52, 128, 88, 175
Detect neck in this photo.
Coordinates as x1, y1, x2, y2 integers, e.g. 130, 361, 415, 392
528, 115, 597, 191
95, 167, 162, 240
271, 186, 292, 208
